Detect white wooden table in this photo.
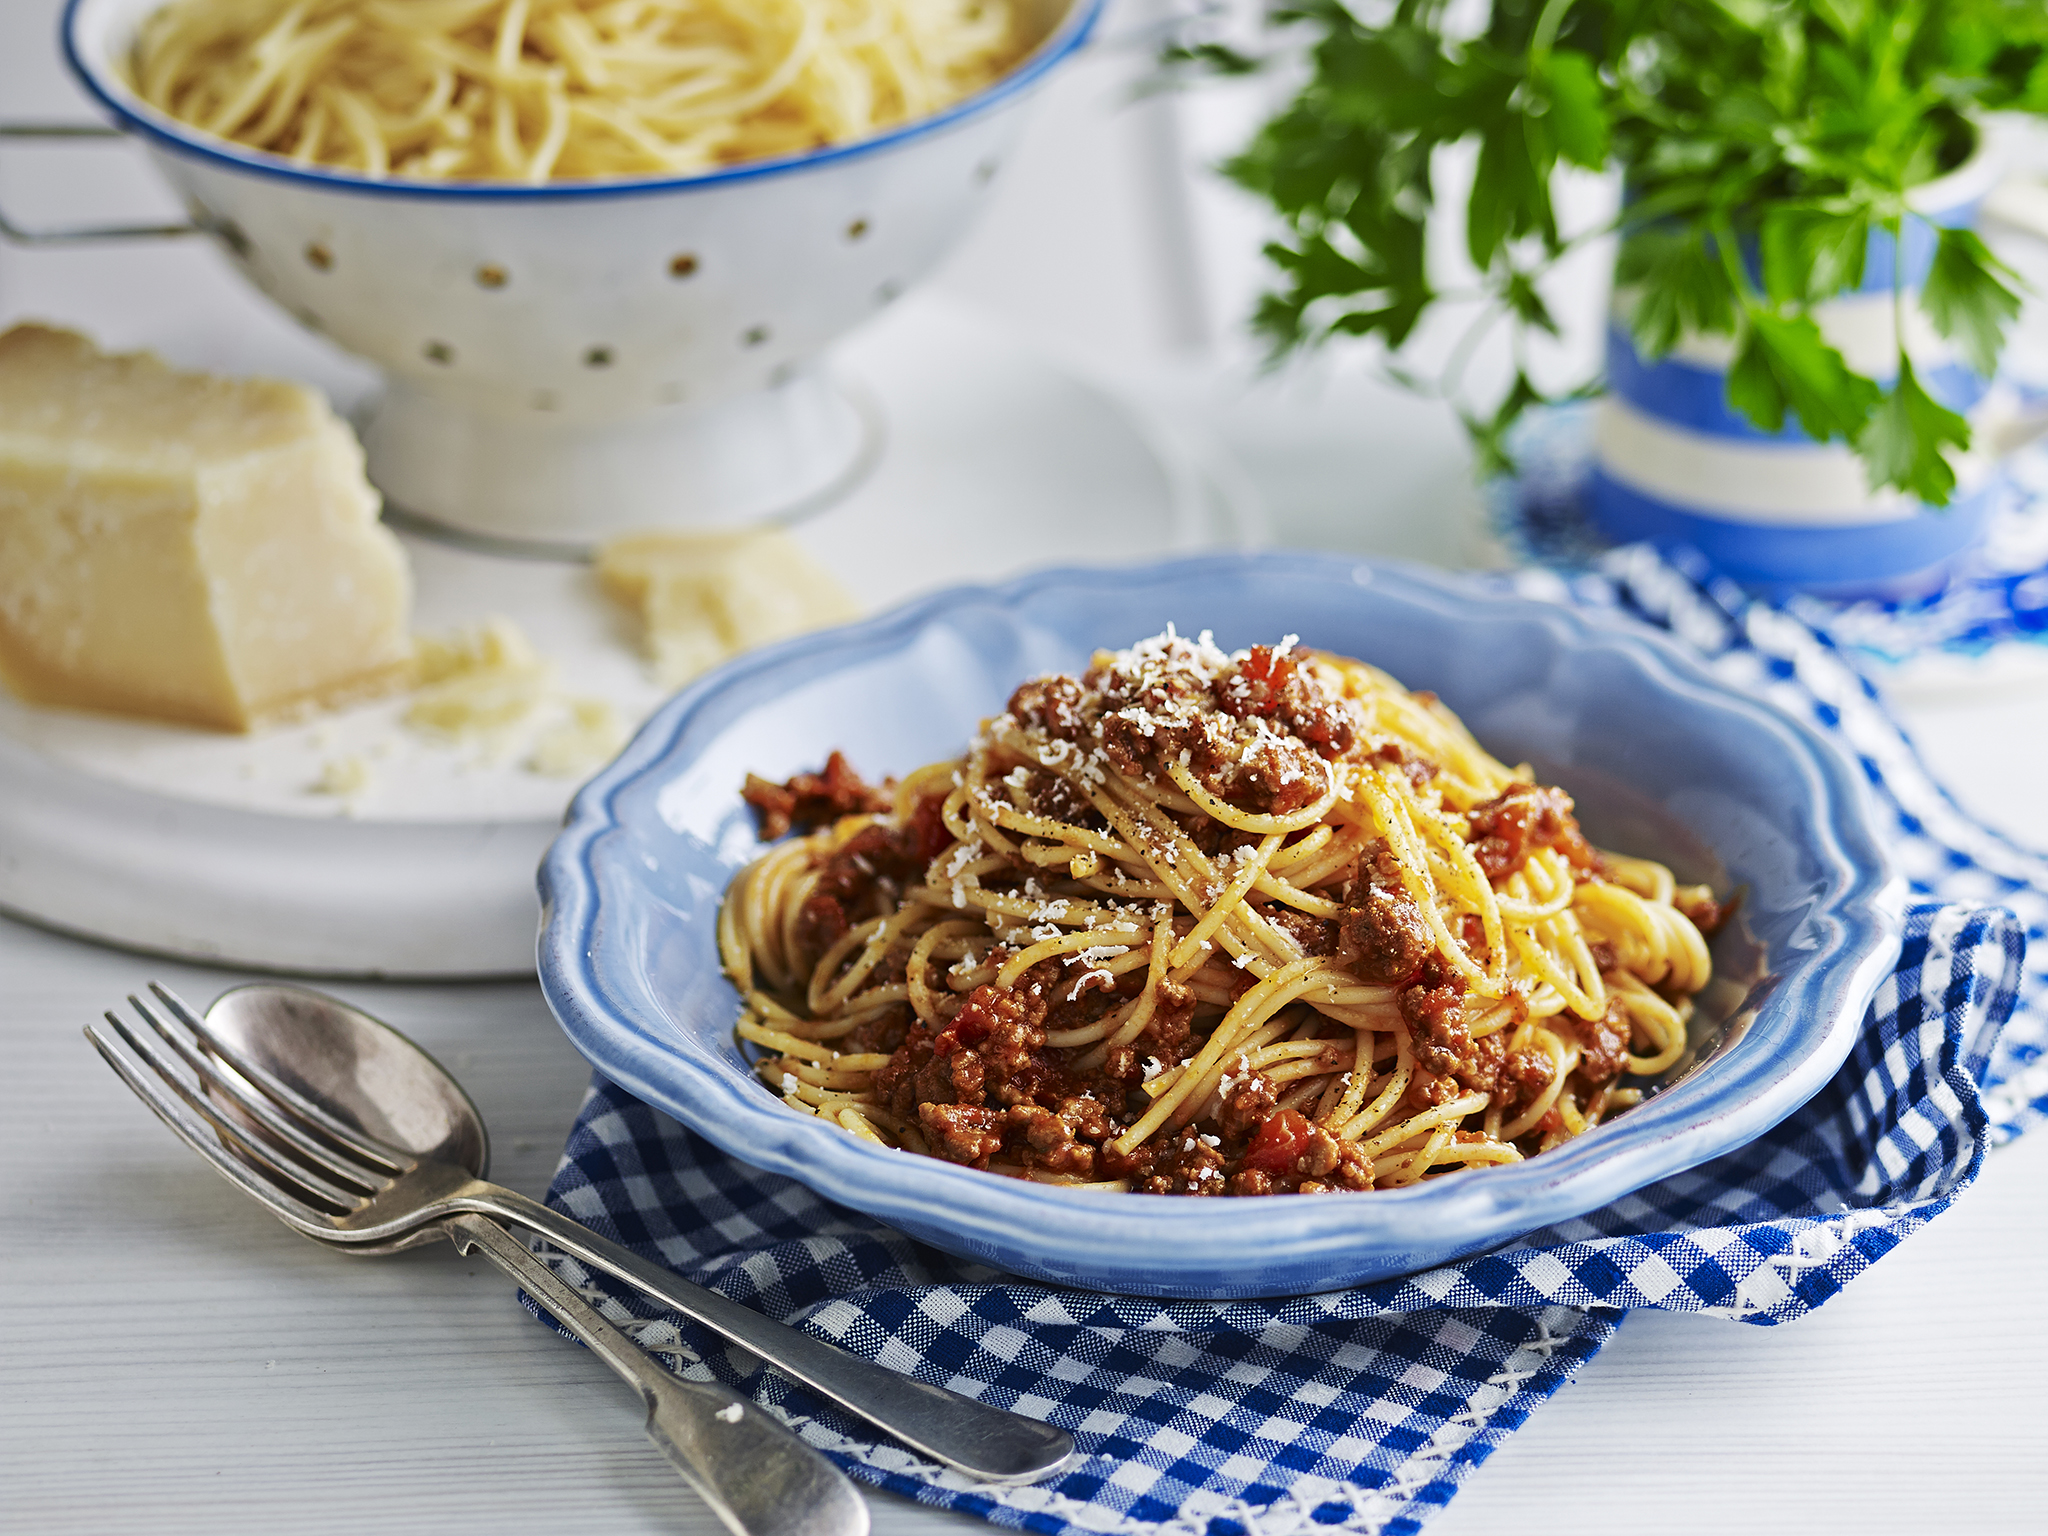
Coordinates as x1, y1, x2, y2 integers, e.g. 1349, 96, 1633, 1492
4, 3, 2047, 1529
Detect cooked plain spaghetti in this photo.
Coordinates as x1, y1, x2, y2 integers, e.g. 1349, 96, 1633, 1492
721, 632, 1723, 1195
130, 0, 1025, 182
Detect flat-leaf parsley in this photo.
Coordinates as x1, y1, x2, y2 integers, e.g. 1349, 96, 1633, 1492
1177, 0, 2048, 504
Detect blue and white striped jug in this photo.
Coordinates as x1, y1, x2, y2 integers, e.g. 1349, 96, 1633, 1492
1590, 147, 2012, 594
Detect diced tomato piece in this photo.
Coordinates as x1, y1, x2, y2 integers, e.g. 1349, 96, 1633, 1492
1242, 644, 1292, 688
1225, 644, 1295, 718
1241, 1107, 1315, 1174
932, 989, 999, 1057
910, 793, 953, 866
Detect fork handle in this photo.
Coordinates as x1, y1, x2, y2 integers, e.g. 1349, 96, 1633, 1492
461, 1185, 1074, 1484
444, 1214, 867, 1536
461, 1185, 1075, 1481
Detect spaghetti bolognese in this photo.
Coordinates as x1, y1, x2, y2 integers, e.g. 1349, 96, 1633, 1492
720, 630, 1720, 1195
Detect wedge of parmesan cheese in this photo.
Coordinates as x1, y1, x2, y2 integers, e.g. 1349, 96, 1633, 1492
0, 324, 413, 731
595, 528, 861, 688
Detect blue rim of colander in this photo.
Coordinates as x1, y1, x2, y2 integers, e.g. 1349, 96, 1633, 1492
61, 0, 1107, 202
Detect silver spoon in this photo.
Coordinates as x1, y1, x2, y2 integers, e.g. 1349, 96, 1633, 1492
87, 982, 1073, 1485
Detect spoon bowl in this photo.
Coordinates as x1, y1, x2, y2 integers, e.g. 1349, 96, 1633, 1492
205, 984, 488, 1253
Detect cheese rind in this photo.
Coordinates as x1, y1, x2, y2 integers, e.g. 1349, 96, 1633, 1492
0, 325, 414, 731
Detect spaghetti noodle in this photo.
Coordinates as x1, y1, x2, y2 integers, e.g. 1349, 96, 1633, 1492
720, 631, 1722, 1195
129, 0, 1026, 183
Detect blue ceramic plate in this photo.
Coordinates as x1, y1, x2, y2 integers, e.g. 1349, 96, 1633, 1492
538, 553, 1905, 1298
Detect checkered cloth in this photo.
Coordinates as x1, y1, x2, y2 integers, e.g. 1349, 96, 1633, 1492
529, 550, 2034, 1536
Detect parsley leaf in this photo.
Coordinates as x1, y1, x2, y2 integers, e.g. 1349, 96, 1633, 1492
1618, 226, 1738, 356
1726, 311, 1881, 440
1920, 225, 2023, 377
1542, 50, 1612, 170
1860, 356, 1970, 504
1759, 207, 1871, 306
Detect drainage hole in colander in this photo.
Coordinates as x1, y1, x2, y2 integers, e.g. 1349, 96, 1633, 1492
974, 160, 999, 185
876, 280, 901, 306
846, 217, 870, 240
476, 264, 508, 289
656, 383, 687, 404
304, 242, 333, 271
769, 362, 796, 386
742, 325, 770, 348
423, 341, 455, 365
584, 346, 615, 368
532, 390, 559, 411
669, 252, 700, 278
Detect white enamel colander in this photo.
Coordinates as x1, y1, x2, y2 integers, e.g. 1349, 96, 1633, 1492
41, 0, 1104, 550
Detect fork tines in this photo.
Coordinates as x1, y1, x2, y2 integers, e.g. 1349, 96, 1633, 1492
85, 984, 398, 1228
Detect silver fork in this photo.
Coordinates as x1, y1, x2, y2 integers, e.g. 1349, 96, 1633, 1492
85, 984, 1072, 1485
439, 1210, 866, 1536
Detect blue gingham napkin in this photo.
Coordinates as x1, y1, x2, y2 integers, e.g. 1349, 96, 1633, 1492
528, 549, 2037, 1536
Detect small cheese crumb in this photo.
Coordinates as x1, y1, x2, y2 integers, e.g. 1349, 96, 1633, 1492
405, 617, 555, 740
311, 754, 371, 799
404, 618, 629, 780
714, 1403, 745, 1424
526, 697, 627, 778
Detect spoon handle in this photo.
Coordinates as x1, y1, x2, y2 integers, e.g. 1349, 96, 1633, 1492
444, 1213, 868, 1536
460, 1185, 1075, 1484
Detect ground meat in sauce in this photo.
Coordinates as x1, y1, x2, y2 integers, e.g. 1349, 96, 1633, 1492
1466, 782, 1601, 882
1101, 975, 1199, 1085
1005, 674, 1089, 742
1005, 639, 1363, 819
1400, 954, 1502, 1111
1571, 1001, 1632, 1085
1338, 838, 1435, 983
1677, 887, 1731, 936
789, 797, 953, 968
1373, 741, 1438, 791
1007, 765, 1098, 826
1264, 904, 1339, 956
869, 963, 1385, 1191
742, 751, 893, 840
842, 1005, 912, 1056
1499, 1047, 1555, 1115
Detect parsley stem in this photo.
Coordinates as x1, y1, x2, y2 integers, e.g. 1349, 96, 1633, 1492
1710, 214, 1758, 315
1529, 0, 1577, 60
1440, 297, 1509, 400
1887, 214, 1907, 386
